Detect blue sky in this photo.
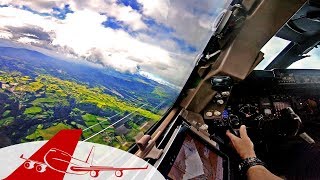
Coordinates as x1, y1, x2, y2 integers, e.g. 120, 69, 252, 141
0, 0, 230, 86
117, 0, 142, 11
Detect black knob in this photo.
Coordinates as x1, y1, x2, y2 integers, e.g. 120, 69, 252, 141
211, 76, 233, 91
230, 115, 240, 128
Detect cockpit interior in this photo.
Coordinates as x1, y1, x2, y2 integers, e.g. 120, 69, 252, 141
137, 0, 320, 179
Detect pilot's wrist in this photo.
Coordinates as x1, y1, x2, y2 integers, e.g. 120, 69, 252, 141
241, 151, 256, 160
239, 157, 265, 175
247, 165, 265, 175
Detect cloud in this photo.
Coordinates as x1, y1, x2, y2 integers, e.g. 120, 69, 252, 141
0, 29, 13, 39
0, 1, 232, 87
1, 0, 146, 30
0, 0, 69, 13
4, 26, 52, 42
137, 0, 231, 48
0, 6, 189, 85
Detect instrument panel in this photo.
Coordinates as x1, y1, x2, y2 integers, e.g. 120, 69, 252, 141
198, 70, 320, 179
202, 69, 320, 143
225, 69, 320, 132
274, 69, 320, 85
226, 95, 319, 122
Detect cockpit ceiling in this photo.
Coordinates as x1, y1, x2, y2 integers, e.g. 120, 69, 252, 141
277, 1, 320, 44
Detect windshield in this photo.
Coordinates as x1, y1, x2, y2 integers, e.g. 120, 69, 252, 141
255, 37, 291, 70
0, 1, 231, 150
288, 48, 320, 69
255, 36, 320, 70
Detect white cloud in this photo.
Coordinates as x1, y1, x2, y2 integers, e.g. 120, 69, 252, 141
0, 6, 194, 86
137, 0, 231, 48
0, 6, 58, 30
139, 71, 181, 90
17, 37, 40, 44
137, 0, 170, 20
72, 0, 147, 31
0, 1, 232, 86
1, 0, 147, 31
51, 10, 176, 74
0, 30, 12, 39
0, 0, 72, 13
107, 3, 146, 30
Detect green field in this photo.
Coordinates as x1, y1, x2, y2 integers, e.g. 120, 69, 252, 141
24, 107, 42, 115
0, 117, 14, 126
26, 123, 72, 140
0, 72, 163, 150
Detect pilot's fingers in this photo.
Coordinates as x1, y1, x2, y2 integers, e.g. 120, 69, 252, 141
239, 125, 249, 139
226, 130, 239, 142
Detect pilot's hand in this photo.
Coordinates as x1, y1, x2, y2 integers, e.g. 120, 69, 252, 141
226, 125, 256, 159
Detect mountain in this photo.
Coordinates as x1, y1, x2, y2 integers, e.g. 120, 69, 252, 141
0, 46, 180, 108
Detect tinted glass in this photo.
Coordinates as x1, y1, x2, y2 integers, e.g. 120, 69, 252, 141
0, 0, 231, 150
255, 37, 291, 70
289, 48, 320, 69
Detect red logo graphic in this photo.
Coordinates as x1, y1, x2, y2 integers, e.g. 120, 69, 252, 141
4, 130, 148, 179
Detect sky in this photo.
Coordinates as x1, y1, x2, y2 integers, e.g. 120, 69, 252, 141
0, 0, 231, 87
255, 36, 320, 70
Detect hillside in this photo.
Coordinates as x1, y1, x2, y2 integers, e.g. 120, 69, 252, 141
0, 46, 180, 150
0, 46, 179, 109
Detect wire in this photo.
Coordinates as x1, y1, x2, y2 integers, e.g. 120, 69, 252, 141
82, 112, 120, 132
83, 104, 146, 142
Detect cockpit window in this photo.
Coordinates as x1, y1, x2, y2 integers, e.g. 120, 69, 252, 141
0, 1, 231, 150
288, 48, 320, 69
255, 36, 320, 70
255, 37, 291, 70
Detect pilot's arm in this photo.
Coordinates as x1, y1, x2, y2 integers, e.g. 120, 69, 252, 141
226, 125, 282, 180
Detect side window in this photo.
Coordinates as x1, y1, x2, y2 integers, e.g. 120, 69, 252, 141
255, 37, 291, 70
289, 48, 320, 69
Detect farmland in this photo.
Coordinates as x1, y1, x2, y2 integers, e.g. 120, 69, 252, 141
0, 47, 179, 150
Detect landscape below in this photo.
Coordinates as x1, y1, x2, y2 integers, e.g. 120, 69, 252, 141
0, 46, 179, 150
